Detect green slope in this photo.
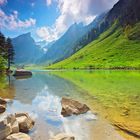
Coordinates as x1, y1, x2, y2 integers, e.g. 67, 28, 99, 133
47, 22, 140, 69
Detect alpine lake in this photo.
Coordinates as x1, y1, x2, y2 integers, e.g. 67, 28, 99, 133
0, 70, 140, 140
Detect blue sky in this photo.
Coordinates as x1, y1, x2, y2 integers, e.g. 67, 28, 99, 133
0, 0, 118, 42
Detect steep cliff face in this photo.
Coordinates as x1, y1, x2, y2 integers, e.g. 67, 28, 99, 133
106, 0, 140, 25
12, 33, 43, 64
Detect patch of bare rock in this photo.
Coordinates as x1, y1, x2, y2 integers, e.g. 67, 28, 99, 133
61, 97, 90, 117
13, 69, 32, 77
0, 113, 34, 140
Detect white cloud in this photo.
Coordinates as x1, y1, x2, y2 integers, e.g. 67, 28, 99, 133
31, 2, 35, 7
37, 0, 96, 42
36, 26, 58, 42
46, 0, 52, 6
0, 0, 7, 5
37, 0, 118, 42
0, 9, 36, 30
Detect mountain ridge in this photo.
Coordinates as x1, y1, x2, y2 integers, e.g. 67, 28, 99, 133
47, 0, 140, 69
12, 32, 43, 64
39, 13, 107, 64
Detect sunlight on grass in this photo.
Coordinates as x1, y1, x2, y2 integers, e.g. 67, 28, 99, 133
48, 22, 140, 69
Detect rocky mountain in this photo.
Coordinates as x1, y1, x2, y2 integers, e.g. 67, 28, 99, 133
47, 0, 140, 69
97, 0, 140, 33
12, 0, 140, 67
106, 0, 140, 25
12, 12, 106, 65
39, 13, 106, 64
12, 33, 43, 64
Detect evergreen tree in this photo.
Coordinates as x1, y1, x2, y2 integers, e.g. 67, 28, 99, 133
0, 32, 15, 71
0, 32, 6, 56
5, 38, 15, 70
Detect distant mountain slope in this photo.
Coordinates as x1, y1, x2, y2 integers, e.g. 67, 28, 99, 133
39, 23, 87, 64
39, 13, 106, 64
106, 0, 140, 25
48, 22, 140, 69
12, 33, 43, 64
47, 0, 140, 69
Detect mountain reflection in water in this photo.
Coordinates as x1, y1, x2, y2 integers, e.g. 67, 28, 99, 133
1, 70, 138, 140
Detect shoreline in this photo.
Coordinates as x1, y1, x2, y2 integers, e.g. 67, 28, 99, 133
46, 67, 140, 71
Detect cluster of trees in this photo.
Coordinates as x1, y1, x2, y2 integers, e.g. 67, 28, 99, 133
0, 32, 14, 72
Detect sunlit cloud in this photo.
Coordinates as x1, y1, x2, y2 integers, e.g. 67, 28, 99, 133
46, 0, 52, 6
31, 2, 35, 7
0, 0, 7, 5
36, 26, 58, 42
0, 9, 36, 30
36, 0, 118, 42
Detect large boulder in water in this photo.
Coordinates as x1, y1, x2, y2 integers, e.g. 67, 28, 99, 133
15, 113, 35, 133
0, 113, 34, 140
0, 119, 12, 140
0, 114, 19, 140
61, 97, 90, 117
13, 69, 32, 77
49, 133, 75, 140
5, 132, 31, 140
6, 114, 19, 134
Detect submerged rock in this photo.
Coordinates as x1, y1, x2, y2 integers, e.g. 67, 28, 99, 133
5, 132, 31, 140
61, 97, 90, 117
114, 121, 140, 139
49, 133, 75, 140
0, 105, 6, 113
15, 113, 35, 133
13, 69, 32, 77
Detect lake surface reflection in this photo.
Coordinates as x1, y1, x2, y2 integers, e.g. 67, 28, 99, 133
0, 70, 140, 140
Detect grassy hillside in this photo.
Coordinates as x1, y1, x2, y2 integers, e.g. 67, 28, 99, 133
0, 56, 6, 72
47, 22, 140, 69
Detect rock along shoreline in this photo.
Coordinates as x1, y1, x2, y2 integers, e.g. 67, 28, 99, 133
0, 96, 92, 140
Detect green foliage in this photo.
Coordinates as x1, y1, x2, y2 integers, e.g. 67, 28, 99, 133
6, 38, 15, 69
0, 32, 15, 71
0, 56, 6, 71
47, 22, 140, 69
128, 22, 140, 40
124, 25, 132, 38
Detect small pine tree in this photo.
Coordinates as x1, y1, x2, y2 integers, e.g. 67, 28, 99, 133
0, 32, 6, 56
5, 38, 15, 70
